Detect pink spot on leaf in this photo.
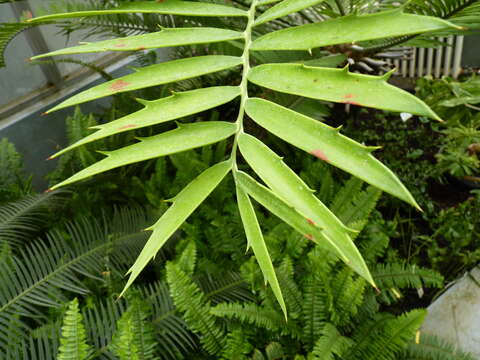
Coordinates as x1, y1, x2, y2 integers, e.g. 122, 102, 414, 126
307, 218, 316, 226
304, 234, 314, 241
342, 93, 360, 106
114, 42, 127, 48
110, 80, 131, 92
119, 124, 137, 130
310, 149, 329, 162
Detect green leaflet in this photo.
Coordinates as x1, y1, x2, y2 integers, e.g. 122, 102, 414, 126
254, 0, 327, 26
50, 122, 236, 189
244, 98, 420, 210
259, 0, 282, 4
251, 9, 459, 50
248, 64, 440, 119
238, 133, 373, 285
47, 56, 242, 112
236, 186, 287, 317
31, 28, 243, 59
121, 160, 232, 295
50, 86, 241, 159
236, 171, 347, 262
27, 1, 247, 23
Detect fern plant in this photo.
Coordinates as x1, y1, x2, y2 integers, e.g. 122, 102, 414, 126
13, 0, 463, 314
57, 298, 93, 360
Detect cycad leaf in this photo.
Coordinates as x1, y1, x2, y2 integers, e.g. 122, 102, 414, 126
236, 186, 287, 317
254, 0, 327, 26
28, 1, 247, 23
248, 64, 440, 119
51, 122, 236, 189
245, 98, 420, 209
236, 171, 349, 261
121, 160, 232, 295
238, 133, 373, 285
251, 9, 459, 50
31, 28, 243, 59
47, 56, 242, 112
50, 86, 240, 159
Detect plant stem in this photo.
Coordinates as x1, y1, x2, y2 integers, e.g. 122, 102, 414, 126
231, 0, 258, 172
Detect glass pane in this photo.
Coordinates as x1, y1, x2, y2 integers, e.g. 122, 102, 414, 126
0, 4, 47, 107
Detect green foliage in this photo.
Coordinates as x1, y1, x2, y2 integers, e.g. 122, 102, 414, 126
166, 259, 226, 355
57, 298, 93, 360
0, 138, 31, 202
18, 0, 458, 308
110, 294, 159, 360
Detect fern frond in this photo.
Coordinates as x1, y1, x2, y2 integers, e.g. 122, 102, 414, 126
57, 298, 93, 360
330, 177, 363, 216
276, 257, 303, 318
221, 328, 253, 360
401, 333, 477, 360
338, 186, 382, 228
302, 273, 326, 347
166, 261, 226, 355
329, 268, 366, 327
373, 263, 444, 304
211, 302, 285, 331
346, 309, 427, 360
310, 322, 353, 360
110, 294, 159, 360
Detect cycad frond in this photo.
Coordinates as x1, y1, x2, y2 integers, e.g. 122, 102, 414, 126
0, 213, 147, 353
0, 191, 63, 248
57, 298, 93, 360
141, 281, 198, 360
197, 271, 254, 305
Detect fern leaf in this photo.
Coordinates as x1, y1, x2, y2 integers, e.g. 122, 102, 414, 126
166, 261, 226, 355
401, 333, 477, 360
110, 294, 159, 360
211, 302, 285, 331
346, 309, 427, 360
302, 273, 326, 347
221, 328, 253, 360
373, 263, 443, 304
57, 299, 93, 360
310, 322, 353, 360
